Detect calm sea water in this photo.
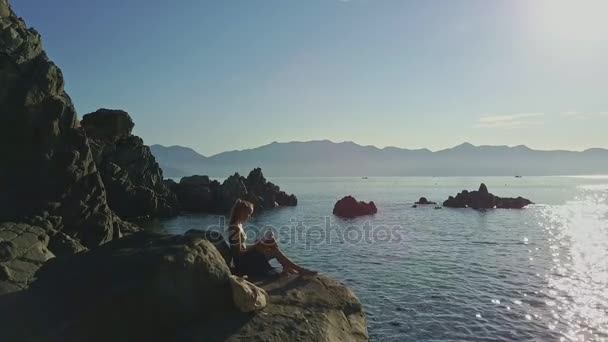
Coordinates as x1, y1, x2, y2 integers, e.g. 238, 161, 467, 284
143, 176, 608, 341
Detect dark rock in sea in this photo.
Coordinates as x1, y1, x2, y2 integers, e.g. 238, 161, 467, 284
0, 0, 134, 255
333, 196, 378, 218
172, 168, 297, 213
443, 183, 533, 209
242, 168, 298, 209
82, 109, 180, 219
173, 175, 220, 212
415, 197, 437, 205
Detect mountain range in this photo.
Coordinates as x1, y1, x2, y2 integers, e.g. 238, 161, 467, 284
150, 140, 608, 177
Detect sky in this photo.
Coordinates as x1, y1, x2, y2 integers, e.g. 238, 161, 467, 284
12, 0, 608, 156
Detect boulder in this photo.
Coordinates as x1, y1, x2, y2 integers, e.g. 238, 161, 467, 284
443, 183, 533, 209
0, 222, 55, 295
0, 232, 369, 342
333, 196, 378, 218
184, 274, 369, 342
415, 197, 436, 205
6, 232, 235, 341
82, 109, 179, 219
184, 228, 232, 267
0, 2, 132, 252
81, 109, 134, 142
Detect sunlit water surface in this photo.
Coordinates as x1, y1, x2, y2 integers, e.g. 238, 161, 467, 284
143, 176, 608, 341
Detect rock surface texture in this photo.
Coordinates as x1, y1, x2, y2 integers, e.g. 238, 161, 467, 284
333, 196, 378, 218
82, 109, 179, 219
1, 232, 234, 341
0, 232, 369, 342
443, 183, 533, 209
184, 274, 369, 342
0, 222, 54, 294
0, 0, 133, 252
172, 168, 297, 213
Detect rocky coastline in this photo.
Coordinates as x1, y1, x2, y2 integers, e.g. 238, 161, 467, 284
0, 1, 368, 341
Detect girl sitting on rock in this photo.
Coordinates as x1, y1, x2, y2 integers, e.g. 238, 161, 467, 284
228, 199, 317, 277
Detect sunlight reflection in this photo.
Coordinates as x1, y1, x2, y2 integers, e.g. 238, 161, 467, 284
539, 187, 608, 341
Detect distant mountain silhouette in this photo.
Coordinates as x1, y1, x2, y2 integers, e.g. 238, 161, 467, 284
150, 141, 608, 177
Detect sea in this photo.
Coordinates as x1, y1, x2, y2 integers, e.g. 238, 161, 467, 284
143, 176, 608, 342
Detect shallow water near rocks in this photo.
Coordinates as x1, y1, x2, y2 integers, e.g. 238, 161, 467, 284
143, 176, 608, 341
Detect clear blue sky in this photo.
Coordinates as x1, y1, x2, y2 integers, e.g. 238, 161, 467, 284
12, 0, 608, 155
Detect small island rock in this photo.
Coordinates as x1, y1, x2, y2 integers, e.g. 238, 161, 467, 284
443, 183, 533, 209
415, 197, 437, 205
333, 196, 378, 218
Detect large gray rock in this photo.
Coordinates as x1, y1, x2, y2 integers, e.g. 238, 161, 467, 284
0, 231, 369, 342
0, 222, 54, 295
182, 274, 369, 342
1, 232, 234, 341
0, 0, 133, 251
82, 109, 179, 219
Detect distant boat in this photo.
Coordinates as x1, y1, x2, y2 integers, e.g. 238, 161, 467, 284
515, 175, 522, 178
362, 177, 368, 179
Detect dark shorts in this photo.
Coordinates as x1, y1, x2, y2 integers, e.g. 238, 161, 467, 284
233, 249, 276, 277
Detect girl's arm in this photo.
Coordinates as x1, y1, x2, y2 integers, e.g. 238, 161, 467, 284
229, 227, 254, 255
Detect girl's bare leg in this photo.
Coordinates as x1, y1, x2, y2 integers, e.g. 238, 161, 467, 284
255, 239, 317, 275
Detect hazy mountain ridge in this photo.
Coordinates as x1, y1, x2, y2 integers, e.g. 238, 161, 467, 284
150, 141, 608, 177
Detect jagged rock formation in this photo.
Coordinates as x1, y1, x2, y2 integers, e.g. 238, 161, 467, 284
0, 0, 133, 251
333, 196, 378, 218
443, 183, 533, 209
82, 109, 179, 219
171, 168, 297, 213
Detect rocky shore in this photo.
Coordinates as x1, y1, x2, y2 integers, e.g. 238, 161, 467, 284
0, 1, 368, 341
166, 167, 297, 214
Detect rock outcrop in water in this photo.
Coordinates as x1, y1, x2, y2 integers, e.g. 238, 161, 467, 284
443, 183, 533, 209
82, 109, 179, 219
333, 196, 378, 218
171, 168, 297, 213
415, 197, 437, 205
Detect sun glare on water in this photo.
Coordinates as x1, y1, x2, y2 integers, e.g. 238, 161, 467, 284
538, 184, 608, 341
